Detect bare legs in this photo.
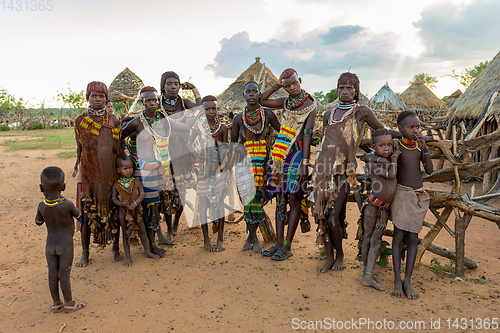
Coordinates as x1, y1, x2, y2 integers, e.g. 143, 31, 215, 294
361, 205, 385, 290
391, 226, 419, 299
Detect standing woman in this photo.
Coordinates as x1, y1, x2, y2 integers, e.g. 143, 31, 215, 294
74, 81, 122, 267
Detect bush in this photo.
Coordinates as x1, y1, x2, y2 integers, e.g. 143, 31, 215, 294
0, 124, 10, 131
25, 122, 44, 130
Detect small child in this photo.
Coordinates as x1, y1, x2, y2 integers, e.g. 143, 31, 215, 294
112, 155, 160, 265
35, 166, 85, 313
360, 129, 399, 291
391, 111, 433, 299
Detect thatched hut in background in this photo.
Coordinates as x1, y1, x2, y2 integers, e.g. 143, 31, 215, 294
400, 79, 447, 122
368, 82, 406, 128
446, 51, 500, 191
445, 89, 462, 108
217, 57, 287, 117
323, 92, 370, 114
108, 67, 144, 115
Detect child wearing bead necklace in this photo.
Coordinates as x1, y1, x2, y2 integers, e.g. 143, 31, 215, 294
35, 167, 85, 313
390, 111, 433, 299
112, 155, 160, 265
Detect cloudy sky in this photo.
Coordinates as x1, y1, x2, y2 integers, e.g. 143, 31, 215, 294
0, 0, 498, 107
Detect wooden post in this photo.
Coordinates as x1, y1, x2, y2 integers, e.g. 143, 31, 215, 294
415, 206, 453, 266
454, 207, 466, 276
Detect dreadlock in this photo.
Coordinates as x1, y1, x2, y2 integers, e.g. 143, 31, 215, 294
337, 72, 360, 103
279, 68, 298, 80
86, 81, 108, 101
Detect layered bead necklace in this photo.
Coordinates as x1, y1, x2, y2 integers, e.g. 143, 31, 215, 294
87, 106, 109, 124
44, 197, 65, 206
118, 177, 134, 191
208, 119, 222, 136
399, 137, 420, 151
285, 89, 308, 110
337, 102, 355, 110
143, 110, 164, 133
243, 106, 266, 135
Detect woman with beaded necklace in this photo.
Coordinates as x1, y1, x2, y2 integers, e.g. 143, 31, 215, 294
122, 86, 201, 256
231, 81, 280, 253
73, 81, 122, 267
259, 69, 318, 261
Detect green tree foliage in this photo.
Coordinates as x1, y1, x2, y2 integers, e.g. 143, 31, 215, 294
57, 84, 86, 116
449, 60, 490, 88
409, 73, 438, 89
313, 88, 338, 105
0, 88, 24, 121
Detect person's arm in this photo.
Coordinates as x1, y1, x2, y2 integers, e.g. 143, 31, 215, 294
267, 109, 281, 131
220, 124, 228, 143
387, 140, 401, 180
35, 205, 44, 226
360, 106, 401, 138
298, 108, 317, 183
73, 124, 82, 177
128, 181, 145, 210
230, 114, 241, 143
259, 81, 287, 108
323, 109, 331, 127
111, 183, 128, 208
416, 133, 433, 174
181, 82, 201, 107
70, 202, 81, 219
121, 117, 138, 151
170, 108, 202, 131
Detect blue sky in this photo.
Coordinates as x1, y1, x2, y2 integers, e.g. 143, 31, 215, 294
0, 0, 498, 107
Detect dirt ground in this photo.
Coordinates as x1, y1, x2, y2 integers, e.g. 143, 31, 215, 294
0, 137, 499, 332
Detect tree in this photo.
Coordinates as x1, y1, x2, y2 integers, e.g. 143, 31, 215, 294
409, 73, 438, 89
0, 88, 24, 123
313, 89, 338, 105
449, 60, 490, 88
57, 83, 86, 116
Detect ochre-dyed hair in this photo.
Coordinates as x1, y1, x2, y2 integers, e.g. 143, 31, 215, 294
140, 86, 158, 94
397, 111, 418, 125
279, 68, 298, 80
371, 128, 391, 143
201, 95, 217, 103
115, 154, 133, 168
160, 71, 180, 97
244, 80, 259, 92
337, 72, 360, 103
41, 166, 64, 182
86, 81, 109, 101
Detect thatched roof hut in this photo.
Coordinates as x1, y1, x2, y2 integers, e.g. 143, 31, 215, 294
108, 67, 145, 103
445, 89, 462, 108
324, 92, 370, 112
368, 82, 406, 128
447, 51, 500, 121
217, 57, 287, 114
400, 79, 446, 122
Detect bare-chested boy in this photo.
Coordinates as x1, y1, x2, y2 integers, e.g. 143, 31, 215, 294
360, 129, 399, 291
231, 81, 281, 253
36, 167, 85, 313
391, 111, 433, 299
112, 155, 160, 265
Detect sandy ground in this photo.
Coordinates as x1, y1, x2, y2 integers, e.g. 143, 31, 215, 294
0, 137, 499, 332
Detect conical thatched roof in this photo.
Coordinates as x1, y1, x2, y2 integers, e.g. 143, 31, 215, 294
109, 67, 145, 103
369, 82, 406, 111
445, 89, 462, 108
217, 57, 287, 112
448, 51, 500, 120
400, 79, 446, 109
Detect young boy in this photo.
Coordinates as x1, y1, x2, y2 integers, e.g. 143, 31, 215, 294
35, 167, 85, 313
360, 129, 399, 291
112, 155, 160, 265
391, 111, 433, 299
231, 81, 281, 253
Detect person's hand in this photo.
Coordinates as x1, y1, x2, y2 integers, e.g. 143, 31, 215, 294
181, 82, 196, 90
423, 135, 438, 142
298, 164, 309, 184
415, 133, 428, 150
128, 202, 137, 210
278, 78, 283, 87
121, 200, 129, 208
72, 160, 79, 177
392, 139, 401, 157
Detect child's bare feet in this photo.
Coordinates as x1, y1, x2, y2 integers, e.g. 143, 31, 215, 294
112, 246, 122, 262
151, 246, 165, 257
403, 279, 419, 299
146, 252, 160, 259
204, 240, 215, 252
52, 301, 63, 313
333, 254, 345, 270
158, 235, 175, 246
362, 272, 384, 291
123, 257, 132, 266
75, 250, 89, 267
316, 257, 335, 273
64, 300, 86, 313
252, 241, 262, 254
243, 237, 253, 251
391, 279, 404, 298
216, 240, 225, 252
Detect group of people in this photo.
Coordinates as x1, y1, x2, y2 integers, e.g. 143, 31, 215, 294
35, 68, 434, 313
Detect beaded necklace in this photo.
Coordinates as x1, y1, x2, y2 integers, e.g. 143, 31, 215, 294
44, 197, 65, 207
285, 89, 308, 110
88, 106, 106, 117
245, 106, 262, 124
283, 93, 314, 116
87, 108, 109, 125
118, 177, 134, 190
399, 137, 420, 151
160, 95, 187, 122
242, 106, 266, 135
337, 102, 355, 110
328, 104, 356, 125
208, 119, 222, 136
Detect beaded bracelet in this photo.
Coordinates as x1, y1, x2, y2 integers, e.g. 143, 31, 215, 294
302, 159, 311, 165
424, 152, 430, 155
133, 201, 138, 206
271, 83, 281, 93
390, 162, 398, 166
303, 129, 312, 135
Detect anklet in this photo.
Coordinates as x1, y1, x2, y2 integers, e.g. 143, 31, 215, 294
365, 272, 373, 275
